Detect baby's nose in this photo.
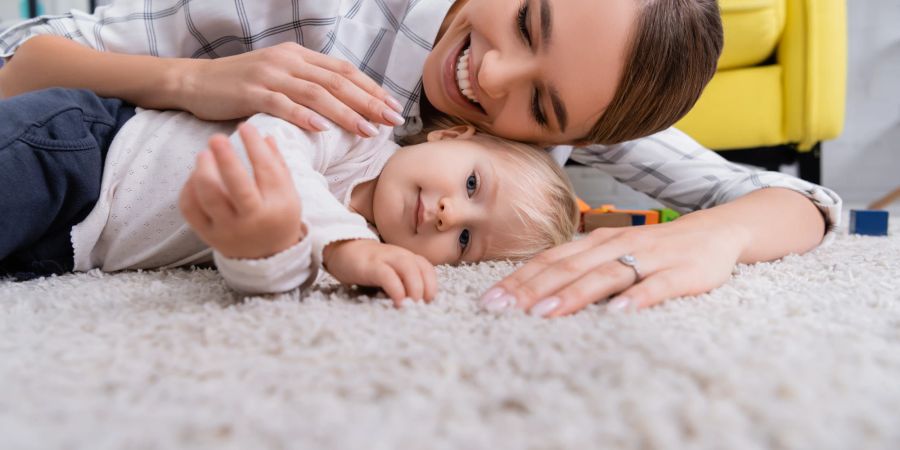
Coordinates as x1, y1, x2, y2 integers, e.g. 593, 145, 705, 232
436, 198, 459, 231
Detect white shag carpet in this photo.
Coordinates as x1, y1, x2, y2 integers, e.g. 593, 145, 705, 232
2, 222, 900, 450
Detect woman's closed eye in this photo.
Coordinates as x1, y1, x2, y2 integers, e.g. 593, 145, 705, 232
531, 89, 549, 128
516, 2, 550, 129
517, 2, 532, 47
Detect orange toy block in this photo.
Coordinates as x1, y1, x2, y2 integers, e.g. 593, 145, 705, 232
587, 204, 616, 215
609, 209, 659, 225
583, 212, 633, 231
576, 197, 591, 214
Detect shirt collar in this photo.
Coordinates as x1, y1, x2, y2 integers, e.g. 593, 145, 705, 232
383, 0, 455, 138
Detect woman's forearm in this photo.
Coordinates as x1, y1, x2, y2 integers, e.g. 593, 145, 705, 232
678, 187, 827, 264
0, 35, 189, 109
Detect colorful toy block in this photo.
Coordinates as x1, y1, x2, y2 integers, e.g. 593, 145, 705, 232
587, 204, 616, 215
612, 209, 660, 225
584, 212, 633, 231
658, 208, 681, 223
578, 203, 683, 232
576, 197, 591, 214
630, 214, 646, 226
849, 209, 889, 236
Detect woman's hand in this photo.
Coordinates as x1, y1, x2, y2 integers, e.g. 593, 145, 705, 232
180, 43, 406, 137
323, 240, 437, 306
479, 217, 747, 317
180, 123, 306, 260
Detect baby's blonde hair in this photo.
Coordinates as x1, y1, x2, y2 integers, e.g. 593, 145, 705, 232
467, 133, 580, 261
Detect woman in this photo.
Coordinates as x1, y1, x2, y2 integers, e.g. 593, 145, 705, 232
0, 0, 840, 317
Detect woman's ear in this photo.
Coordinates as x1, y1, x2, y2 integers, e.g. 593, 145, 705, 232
573, 140, 592, 147
426, 124, 477, 142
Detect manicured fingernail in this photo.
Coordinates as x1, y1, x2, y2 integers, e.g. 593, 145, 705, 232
483, 295, 516, 312
358, 120, 379, 137
383, 109, 405, 126
309, 115, 331, 131
530, 297, 560, 317
386, 96, 403, 112
606, 297, 636, 314
480, 287, 506, 305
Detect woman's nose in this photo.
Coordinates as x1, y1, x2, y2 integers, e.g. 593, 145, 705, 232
478, 49, 532, 100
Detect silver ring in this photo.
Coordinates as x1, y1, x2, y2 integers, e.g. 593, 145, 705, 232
616, 254, 643, 282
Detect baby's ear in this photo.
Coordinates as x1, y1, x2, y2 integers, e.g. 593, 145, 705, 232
425, 124, 477, 142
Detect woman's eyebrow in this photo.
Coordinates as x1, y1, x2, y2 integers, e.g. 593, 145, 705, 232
540, 0, 553, 46
534, 0, 567, 133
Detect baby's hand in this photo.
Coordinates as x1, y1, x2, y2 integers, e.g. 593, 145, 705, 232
179, 123, 306, 259
323, 240, 437, 306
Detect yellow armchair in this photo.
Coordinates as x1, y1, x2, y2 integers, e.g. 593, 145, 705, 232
675, 0, 847, 183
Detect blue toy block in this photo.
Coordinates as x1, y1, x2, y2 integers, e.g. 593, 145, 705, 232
630, 214, 646, 226
849, 209, 889, 236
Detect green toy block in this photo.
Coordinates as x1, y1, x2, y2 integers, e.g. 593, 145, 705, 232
658, 208, 681, 223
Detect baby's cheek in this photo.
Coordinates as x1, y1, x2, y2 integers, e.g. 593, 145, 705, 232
407, 236, 456, 266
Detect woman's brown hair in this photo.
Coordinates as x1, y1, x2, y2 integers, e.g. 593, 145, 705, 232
586, 0, 724, 145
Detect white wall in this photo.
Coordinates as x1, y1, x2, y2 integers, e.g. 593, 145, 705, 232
823, 0, 900, 204
0, 0, 92, 22
0, 0, 22, 24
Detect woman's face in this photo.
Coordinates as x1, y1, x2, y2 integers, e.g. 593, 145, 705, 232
423, 0, 639, 146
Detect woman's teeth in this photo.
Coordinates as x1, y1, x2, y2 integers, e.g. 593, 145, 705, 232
455, 47, 479, 104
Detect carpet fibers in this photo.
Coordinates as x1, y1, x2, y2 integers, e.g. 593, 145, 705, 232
1, 223, 899, 449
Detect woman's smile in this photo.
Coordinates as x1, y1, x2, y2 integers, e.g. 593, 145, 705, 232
443, 33, 485, 116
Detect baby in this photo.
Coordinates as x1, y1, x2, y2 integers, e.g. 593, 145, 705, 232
0, 88, 579, 304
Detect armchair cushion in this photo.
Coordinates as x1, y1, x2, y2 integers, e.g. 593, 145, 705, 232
718, 0, 786, 70
676, 0, 847, 152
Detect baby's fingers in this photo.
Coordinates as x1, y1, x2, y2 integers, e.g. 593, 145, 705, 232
238, 124, 290, 194
179, 178, 212, 232
264, 136, 289, 171
192, 150, 235, 221
416, 256, 437, 302
373, 264, 406, 306
388, 255, 425, 302
209, 134, 261, 213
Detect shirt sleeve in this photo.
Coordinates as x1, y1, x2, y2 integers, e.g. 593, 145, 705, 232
568, 127, 843, 247
213, 230, 317, 294
1, 3, 164, 59
209, 113, 380, 295
0, 0, 330, 60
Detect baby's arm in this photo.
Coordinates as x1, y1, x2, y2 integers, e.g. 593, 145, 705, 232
180, 118, 435, 302
180, 124, 306, 260
180, 123, 315, 293
323, 239, 437, 306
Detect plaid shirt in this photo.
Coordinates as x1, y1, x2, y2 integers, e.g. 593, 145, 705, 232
0, 0, 452, 137
0, 0, 842, 241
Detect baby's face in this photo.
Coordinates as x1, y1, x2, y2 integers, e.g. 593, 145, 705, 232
372, 130, 521, 265
423, 0, 639, 145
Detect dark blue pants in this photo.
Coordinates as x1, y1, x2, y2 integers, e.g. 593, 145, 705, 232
0, 88, 136, 279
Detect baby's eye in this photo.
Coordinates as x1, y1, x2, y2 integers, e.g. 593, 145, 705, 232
466, 172, 478, 197
458, 229, 471, 251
